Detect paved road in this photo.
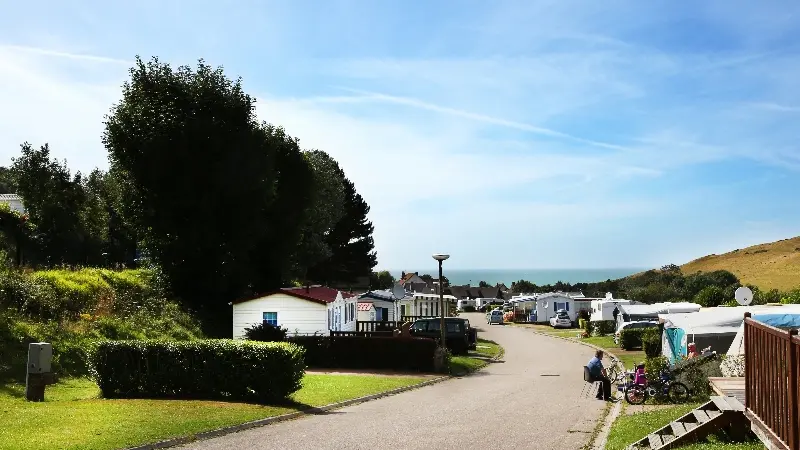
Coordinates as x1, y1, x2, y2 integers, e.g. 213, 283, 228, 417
184, 313, 604, 450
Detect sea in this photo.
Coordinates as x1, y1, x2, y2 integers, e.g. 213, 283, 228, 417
390, 268, 644, 287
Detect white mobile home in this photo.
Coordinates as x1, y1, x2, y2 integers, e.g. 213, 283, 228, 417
615, 302, 701, 332
457, 299, 477, 311
232, 286, 354, 338
590, 295, 639, 322
533, 293, 577, 323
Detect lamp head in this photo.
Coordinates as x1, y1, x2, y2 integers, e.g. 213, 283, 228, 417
432, 254, 450, 262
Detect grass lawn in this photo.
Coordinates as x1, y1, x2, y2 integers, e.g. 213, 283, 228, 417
606, 403, 765, 450
0, 374, 426, 450
449, 339, 503, 376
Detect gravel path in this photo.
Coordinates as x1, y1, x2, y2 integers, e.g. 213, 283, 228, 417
183, 313, 605, 450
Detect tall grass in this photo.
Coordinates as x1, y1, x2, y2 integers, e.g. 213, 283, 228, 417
0, 267, 203, 380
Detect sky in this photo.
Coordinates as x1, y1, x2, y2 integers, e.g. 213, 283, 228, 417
1, 0, 800, 272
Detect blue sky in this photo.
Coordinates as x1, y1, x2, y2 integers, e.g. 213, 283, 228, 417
1, 0, 799, 272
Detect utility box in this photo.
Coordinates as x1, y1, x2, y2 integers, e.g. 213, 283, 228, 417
27, 342, 53, 374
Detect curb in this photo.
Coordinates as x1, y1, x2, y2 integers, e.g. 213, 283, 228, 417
125, 375, 450, 450
516, 326, 625, 450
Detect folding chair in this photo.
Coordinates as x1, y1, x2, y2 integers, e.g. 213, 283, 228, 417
580, 366, 602, 399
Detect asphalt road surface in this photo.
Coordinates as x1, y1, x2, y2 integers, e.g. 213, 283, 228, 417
184, 313, 605, 450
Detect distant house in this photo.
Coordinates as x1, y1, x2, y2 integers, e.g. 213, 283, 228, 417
232, 286, 354, 338
359, 289, 402, 321
399, 272, 427, 286
0, 194, 25, 215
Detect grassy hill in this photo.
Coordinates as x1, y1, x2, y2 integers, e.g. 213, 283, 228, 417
681, 236, 800, 291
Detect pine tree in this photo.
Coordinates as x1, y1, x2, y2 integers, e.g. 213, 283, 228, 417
309, 172, 377, 284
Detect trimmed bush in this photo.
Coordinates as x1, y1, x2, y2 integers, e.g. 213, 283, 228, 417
289, 335, 438, 372
591, 320, 615, 336
89, 339, 304, 402
618, 328, 646, 350
644, 356, 669, 383
642, 328, 662, 358
244, 322, 288, 342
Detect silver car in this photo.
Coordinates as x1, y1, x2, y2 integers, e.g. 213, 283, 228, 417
549, 310, 572, 328
487, 309, 504, 325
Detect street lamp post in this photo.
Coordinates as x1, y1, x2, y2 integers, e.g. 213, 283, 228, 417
432, 254, 450, 349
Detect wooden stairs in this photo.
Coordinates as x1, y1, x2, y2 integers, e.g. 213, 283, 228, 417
628, 396, 749, 450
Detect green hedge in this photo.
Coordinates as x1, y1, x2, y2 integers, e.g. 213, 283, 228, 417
642, 328, 662, 357
590, 320, 615, 336
89, 339, 304, 402
619, 328, 646, 350
288, 336, 438, 372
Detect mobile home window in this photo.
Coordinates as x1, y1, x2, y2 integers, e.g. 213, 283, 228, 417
263, 312, 278, 327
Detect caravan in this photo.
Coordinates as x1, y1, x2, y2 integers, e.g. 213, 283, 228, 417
589, 293, 639, 322
457, 299, 477, 311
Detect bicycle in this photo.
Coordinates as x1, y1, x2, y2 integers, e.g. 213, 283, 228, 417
624, 369, 690, 405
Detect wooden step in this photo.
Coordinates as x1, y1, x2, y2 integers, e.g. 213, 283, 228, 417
723, 395, 745, 412
692, 409, 710, 423
670, 421, 687, 438
711, 396, 733, 412
648, 433, 662, 448
683, 421, 698, 432
705, 409, 722, 420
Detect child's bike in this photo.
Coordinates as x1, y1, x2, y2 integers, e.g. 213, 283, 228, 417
624, 370, 690, 405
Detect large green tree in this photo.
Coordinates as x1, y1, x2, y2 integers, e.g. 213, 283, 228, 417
290, 150, 345, 281
10, 143, 106, 265
307, 168, 377, 285
102, 57, 314, 333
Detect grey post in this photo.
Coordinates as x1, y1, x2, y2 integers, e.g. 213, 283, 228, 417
26, 342, 56, 402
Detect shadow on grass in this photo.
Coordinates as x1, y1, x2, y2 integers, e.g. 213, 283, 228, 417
0, 382, 24, 398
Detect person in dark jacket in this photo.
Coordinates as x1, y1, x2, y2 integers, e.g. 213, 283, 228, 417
587, 350, 614, 401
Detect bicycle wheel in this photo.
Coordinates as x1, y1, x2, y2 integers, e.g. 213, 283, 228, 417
625, 385, 646, 405
668, 382, 690, 403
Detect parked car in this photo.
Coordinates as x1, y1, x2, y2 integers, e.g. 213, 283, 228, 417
613, 320, 660, 344
455, 317, 478, 350
410, 318, 470, 355
487, 309, 504, 325
549, 310, 572, 328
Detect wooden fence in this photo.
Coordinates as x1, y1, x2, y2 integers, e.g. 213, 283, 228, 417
744, 312, 800, 450
356, 321, 403, 332
330, 330, 394, 338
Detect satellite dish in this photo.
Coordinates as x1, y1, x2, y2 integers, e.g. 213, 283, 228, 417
391, 283, 406, 300
735, 287, 753, 306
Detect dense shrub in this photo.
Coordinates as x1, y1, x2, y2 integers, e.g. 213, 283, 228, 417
644, 356, 669, 383
0, 268, 158, 321
89, 339, 304, 402
591, 320, 615, 336
720, 354, 745, 377
693, 285, 725, 307
462, 305, 476, 312
642, 328, 662, 358
244, 322, 288, 342
619, 328, 646, 350
578, 318, 588, 330
0, 300, 203, 380
289, 335, 438, 372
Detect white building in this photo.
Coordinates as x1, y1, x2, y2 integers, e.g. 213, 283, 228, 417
328, 289, 359, 332
0, 194, 25, 215
232, 286, 354, 338
589, 293, 638, 322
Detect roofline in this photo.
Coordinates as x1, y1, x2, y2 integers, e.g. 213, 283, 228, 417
232, 287, 353, 306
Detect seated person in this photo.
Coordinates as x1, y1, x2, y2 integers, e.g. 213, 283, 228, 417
687, 343, 699, 359
633, 363, 646, 386
587, 350, 614, 401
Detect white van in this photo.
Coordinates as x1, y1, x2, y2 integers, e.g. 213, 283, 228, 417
457, 299, 477, 311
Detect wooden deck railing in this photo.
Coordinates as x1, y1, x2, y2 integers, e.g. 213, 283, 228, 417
330, 330, 394, 338
744, 312, 800, 450
356, 320, 402, 332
